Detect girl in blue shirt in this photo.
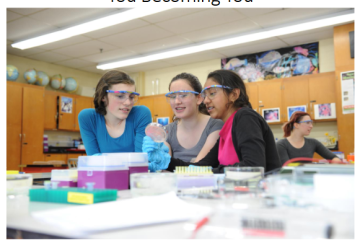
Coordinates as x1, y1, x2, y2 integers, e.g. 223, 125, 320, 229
78, 70, 152, 155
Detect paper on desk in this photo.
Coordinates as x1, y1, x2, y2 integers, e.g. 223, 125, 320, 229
31, 192, 212, 234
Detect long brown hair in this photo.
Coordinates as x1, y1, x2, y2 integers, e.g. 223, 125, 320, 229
282, 111, 311, 137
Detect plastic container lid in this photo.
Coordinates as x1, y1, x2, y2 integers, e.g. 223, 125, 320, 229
78, 155, 129, 171
7, 174, 33, 195
51, 169, 78, 181
102, 152, 148, 167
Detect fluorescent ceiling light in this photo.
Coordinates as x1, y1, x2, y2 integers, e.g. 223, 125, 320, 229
97, 10, 354, 70
11, 8, 171, 50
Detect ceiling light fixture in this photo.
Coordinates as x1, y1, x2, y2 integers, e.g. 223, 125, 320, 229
11, 8, 171, 50
97, 10, 354, 70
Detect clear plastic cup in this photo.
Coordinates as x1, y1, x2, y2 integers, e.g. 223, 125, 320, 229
130, 173, 177, 197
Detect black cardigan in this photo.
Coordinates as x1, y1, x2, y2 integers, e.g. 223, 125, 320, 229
166, 107, 281, 173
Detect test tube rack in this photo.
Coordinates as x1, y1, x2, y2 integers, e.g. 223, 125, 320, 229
29, 187, 118, 205
174, 166, 213, 176
175, 166, 217, 190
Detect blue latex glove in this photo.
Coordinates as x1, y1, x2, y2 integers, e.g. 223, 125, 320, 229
148, 151, 171, 172
142, 136, 161, 153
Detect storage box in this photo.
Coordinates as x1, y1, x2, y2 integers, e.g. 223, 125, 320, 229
104, 152, 149, 175
51, 169, 78, 187
77, 155, 129, 190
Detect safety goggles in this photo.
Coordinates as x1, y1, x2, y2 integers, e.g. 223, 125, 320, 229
106, 90, 140, 103
200, 85, 233, 100
165, 90, 199, 103
298, 120, 313, 125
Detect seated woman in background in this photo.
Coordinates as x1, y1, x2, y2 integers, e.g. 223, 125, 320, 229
143, 69, 281, 173
79, 70, 152, 155
276, 111, 342, 165
164, 72, 223, 163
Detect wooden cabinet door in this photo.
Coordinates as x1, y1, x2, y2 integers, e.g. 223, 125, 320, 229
74, 96, 92, 131
258, 79, 283, 120
44, 91, 58, 130
58, 95, 75, 130
7, 83, 23, 171
153, 95, 173, 123
282, 76, 309, 122
245, 83, 259, 114
308, 72, 336, 118
21, 86, 45, 165
44, 154, 67, 162
138, 97, 154, 121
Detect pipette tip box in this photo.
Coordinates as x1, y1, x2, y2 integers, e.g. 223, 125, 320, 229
29, 187, 118, 204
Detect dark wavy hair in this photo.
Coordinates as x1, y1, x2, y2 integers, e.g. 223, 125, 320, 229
94, 70, 135, 115
207, 69, 252, 110
168, 72, 209, 120
282, 111, 311, 137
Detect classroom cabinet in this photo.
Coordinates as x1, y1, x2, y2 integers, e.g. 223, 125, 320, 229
257, 79, 283, 123
245, 83, 259, 114
138, 94, 173, 123
7, 82, 45, 169
44, 90, 93, 131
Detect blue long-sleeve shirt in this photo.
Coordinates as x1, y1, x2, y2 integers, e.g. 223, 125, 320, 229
78, 106, 152, 155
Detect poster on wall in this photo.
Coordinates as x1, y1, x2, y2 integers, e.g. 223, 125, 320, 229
287, 105, 307, 121
221, 42, 319, 82
314, 103, 336, 120
262, 108, 280, 123
157, 117, 169, 126
61, 96, 73, 113
340, 71, 354, 114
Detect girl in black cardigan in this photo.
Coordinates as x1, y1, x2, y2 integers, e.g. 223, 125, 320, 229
143, 70, 281, 173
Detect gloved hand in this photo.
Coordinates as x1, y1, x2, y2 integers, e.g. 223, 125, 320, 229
148, 151, 171, 172
143, 136, 169, 154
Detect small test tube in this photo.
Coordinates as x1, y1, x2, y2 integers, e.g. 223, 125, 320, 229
86, 182, 95, 191
51, 181, 59, 189
44, 181, 51, 190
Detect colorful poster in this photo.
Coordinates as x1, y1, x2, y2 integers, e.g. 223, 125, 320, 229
314, 103, 336, 120
157, 117, 169, 126
262, 108, 280, 123
287, 105, 307, 121
340, 71, 354, 114
61, 96, 73, 113
221, 42, 319, 82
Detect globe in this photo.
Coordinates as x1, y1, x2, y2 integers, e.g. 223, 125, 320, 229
7, 65, 19, 81
35, 71, 50, 86
24, 69, 37, 84
64, 77, 78, 93
50, 74, 66, 90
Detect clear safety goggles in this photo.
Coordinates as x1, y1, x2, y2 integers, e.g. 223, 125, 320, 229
106, 90, 140, 103
165, 90, 200, 103
200, 85, 233, 100
298, 119, 313, 125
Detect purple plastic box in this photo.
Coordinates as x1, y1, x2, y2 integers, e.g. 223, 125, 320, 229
52, 180, 78, 187
78, 169, 129, 190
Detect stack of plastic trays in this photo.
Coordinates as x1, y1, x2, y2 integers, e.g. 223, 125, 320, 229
175, 166, 217, 189
104, 152, 149, 175
29, 187, 117, 204
51, 169, 78, 187
77, 155, 129, 190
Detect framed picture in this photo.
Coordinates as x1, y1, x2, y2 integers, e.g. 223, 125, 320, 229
287, 105, 307, 121
262, 108, 280, 123
61, 96, 73, 113
157, 117, 169, 126
314, 103, 336, 119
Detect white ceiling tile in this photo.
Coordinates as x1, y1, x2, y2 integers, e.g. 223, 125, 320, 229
141, 8, 204, 23
99, 25, 175, 48
280, 29, 334, 46
79, 66, 108, 75
39, 35, 92, 51
27, 51, 71, 63
28, 8, 120, 28
52, 40, 117, 58
214, 38, 287, 57
117, 61, 175, 73
126, 36, 191, 55
278, 26, 334, 38
56, 59, 94, 69
155, 9, 246, 34
251, 8, 350, 28
80, 48, 135, 63
83, 19, 150, 39
165, 51, 226, 66
7, 17, 57, 41
7, 45, 46, 57
235, 8, 282, 18
179, 19, 261, 43
8, 8, 44, 16
7, 10, 23, 22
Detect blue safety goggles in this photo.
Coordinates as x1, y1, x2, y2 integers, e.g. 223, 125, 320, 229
106, 90, 140, 95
